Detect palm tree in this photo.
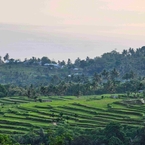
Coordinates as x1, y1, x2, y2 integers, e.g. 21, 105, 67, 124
101, 69, 109, 81
110, 68, 119, 81
122, 49, 128, 57
3, 53, 9, 61
93, 72, 102, 84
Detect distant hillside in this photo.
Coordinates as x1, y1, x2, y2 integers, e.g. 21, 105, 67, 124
0, 46, 145, 86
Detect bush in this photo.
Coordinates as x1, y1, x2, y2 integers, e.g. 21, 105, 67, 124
107, 104, 112, 109
0, 84, 7, 97
39, 98, 42, 102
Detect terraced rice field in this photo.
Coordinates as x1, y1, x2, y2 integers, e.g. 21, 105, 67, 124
0, 95, 144, 135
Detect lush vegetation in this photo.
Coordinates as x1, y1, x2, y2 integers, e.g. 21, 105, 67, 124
0, 47, 145, 98
0, 47, 145, 87
1, 47, 145, 144
0, 95, 144, 144
3, 121, 145, 145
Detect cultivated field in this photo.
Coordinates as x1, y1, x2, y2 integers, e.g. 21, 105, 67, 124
0, 95, 144, 135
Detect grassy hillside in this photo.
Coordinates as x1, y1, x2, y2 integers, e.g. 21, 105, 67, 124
0, 95, 144, 135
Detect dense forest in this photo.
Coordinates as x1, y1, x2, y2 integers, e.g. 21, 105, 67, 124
0, 47, 145, 97
1, 47, 145, 85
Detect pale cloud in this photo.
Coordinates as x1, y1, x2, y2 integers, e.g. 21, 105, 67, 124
39, 0, 145, 32
0, 0, 60, 25
101, 0, 145, 12
0, 0, 145, 27
0, 0, 145, 61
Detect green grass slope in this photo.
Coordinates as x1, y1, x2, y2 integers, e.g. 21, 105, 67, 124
0, 95, 144, 134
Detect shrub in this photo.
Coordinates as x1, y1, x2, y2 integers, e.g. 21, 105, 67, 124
107, 104, 112, 109
39, 98, 42, 102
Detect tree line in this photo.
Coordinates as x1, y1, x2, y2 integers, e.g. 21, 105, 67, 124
0, 66, 144, 98
1, 122, 145, 145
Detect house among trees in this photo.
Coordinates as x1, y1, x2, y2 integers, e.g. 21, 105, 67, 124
72, 67, 83, 75
44, 63, 61, 69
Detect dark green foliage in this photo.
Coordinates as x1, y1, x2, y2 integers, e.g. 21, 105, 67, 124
10, 123, 145, 145
0, 84, 7, 97
104, 122, 127, 143
3, 53, 9, 61
41, 56, 51, 65
39, 98, 42, 102
108, 136, 124, 145
0, 134, 14, 145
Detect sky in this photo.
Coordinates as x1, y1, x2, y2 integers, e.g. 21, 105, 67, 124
0, 0, 145, 62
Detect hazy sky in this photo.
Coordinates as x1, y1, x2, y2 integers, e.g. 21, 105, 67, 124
0, 0, 145, 61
